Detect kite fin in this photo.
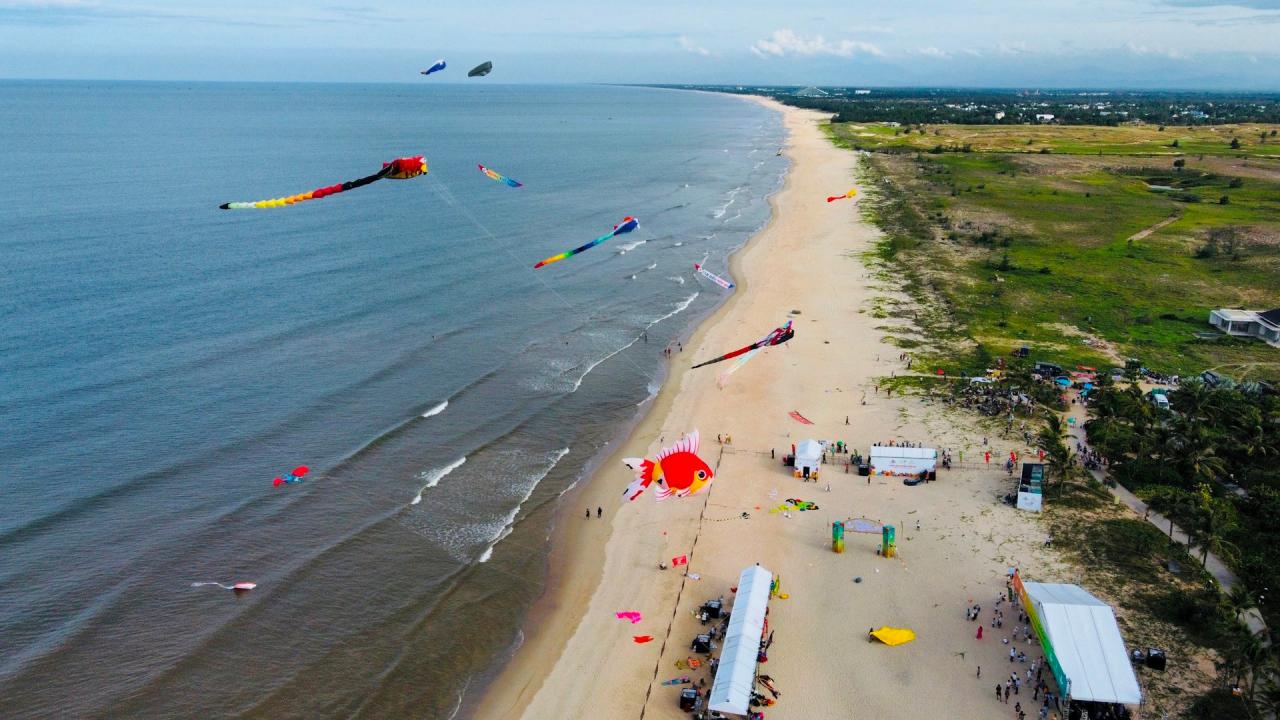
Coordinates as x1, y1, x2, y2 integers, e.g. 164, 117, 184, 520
657, 430, 699, 460
273, 477, 284, 487
622, 457, 656, 501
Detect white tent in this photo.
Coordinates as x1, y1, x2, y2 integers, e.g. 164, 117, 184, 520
868, 446, 936, 477
1022, 581, 1142, 705
708, 565, 773, 716
793, 439, 822, 479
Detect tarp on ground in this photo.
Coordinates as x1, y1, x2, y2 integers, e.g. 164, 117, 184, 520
1020, 579, 1142, 705
708, 565, 773, 716
870, 626, 916, 646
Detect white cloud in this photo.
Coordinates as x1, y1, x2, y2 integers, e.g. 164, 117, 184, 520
916, 46, 949, 58
996, 40, 1030, 55
1125, 41, 1186, 59
749, 28, 883, 59
677, 35, 711, 57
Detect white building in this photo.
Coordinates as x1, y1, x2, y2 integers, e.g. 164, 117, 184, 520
1035, 113, 1055, 123
1209, 308, 1280, 348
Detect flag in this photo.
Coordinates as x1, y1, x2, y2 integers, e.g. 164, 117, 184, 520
672, 555, 688, 566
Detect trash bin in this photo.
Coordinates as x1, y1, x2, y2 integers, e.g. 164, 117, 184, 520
1146, 648, 1166, 670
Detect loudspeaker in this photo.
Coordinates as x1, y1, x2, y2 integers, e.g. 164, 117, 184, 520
1146, 648, 1166, 670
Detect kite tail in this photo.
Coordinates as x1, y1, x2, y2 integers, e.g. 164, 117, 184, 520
622, 457, 656, 502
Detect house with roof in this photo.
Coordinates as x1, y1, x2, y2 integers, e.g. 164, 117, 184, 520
1208, 308, 1280, 348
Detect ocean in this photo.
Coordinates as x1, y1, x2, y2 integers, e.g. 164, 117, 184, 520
0, 81, 785, 718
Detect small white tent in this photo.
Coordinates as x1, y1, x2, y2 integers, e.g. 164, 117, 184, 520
708, 565, 773, 716
793, 439, 822, 479
868, 446, 936, 477
1021, 580, 1142, 705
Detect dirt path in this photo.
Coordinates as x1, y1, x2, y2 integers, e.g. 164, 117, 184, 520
1125, 212, 1182, 243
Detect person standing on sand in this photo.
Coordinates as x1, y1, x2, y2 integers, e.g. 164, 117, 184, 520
585, 508, 590, 519
977, 625, 984, 640
597, 507, 602, 518
977, 665, 982, 678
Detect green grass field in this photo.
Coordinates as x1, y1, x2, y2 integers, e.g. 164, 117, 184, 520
843, 123, 1280, 380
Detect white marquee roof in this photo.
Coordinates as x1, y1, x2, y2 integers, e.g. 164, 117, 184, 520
708, 565, 772, 716
1023, 581, 1142, 705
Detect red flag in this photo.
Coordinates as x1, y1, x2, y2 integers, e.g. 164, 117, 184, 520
671, 555, 688, 567
633, 635, 655, 644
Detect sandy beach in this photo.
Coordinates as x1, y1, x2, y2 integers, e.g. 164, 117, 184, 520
474, 98, 1066, 720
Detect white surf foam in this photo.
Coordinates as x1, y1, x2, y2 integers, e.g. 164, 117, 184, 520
421, 400, 448, 418
411, 456, 467, 504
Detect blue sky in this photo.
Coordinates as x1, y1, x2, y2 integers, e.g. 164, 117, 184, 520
1, 0, 1279, 88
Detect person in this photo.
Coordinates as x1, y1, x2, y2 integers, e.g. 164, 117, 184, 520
845, 415, 850, 425
586, 508, 590, 519
977, 625, 984, 640
977, 665, 982, 678
597, 506, 602, 518
771, 448, 775, 459
996, 683, 1002, 701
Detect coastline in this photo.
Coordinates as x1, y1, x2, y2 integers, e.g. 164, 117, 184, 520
466, 93, 794, 720
472, 94, 1059, 720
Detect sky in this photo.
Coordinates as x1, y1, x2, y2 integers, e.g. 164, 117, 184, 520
1, 0, 1279, 89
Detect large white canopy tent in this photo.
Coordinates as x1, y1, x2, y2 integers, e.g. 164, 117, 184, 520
1021, 579, 1142, 705
708, 565, 773, 716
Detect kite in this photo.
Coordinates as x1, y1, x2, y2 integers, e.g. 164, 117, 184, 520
691, 321, 793, 370
671, 554, 689, 567
622, 430, 713, 502
420, 59, 446, 76
869, 627, 916, 646
633, 635, 655, 644
662, 677, 691, 686
534, 216, 638, 269
273, 465, 310, 487
219, 156, 427, 209
694, 263, 734, 290
788, 411, 813, 425
468, 61, 493, 77
478, 163, 523, 188
826, 188, 858, 202
615, 611, 643, 624
192, 581, 257, 592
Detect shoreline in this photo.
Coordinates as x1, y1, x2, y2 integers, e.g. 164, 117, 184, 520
467, 93, 793, 720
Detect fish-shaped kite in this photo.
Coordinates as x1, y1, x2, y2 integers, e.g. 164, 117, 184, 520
692, 321, 794, 370
420, 59, 447, 76
273, 465, 310, 487
622, 430, 713, 502
219, 156, 427, 209
478, 163, 523, 188
826, 188, 857, 202
468, 61, 493, 77
694, 263, 734, 290
534, 216, 638, 268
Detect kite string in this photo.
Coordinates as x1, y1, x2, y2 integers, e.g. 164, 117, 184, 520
427, 177, 667, 380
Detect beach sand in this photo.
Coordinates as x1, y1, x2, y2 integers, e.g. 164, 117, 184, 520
474, 99, 1067, 720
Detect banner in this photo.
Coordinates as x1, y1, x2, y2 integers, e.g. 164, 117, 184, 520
1012, 570, 1071, 699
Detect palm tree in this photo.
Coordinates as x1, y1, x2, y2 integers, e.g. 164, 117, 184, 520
1038, 412, 1076, 497
1195, 483, 1239, 568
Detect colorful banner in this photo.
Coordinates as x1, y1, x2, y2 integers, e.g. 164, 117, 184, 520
1012, 570, 1071, 699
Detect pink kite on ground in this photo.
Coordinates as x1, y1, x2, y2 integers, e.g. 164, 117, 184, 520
616, 611, 643, 624
788, 411, 813, 425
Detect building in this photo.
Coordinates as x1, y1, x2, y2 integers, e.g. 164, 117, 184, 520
793, 86, 829, 97
1035, 113, 1055, 123
1208, 308, 1280, 348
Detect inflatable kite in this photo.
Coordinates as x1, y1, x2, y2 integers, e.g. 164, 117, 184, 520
478, 164, 522, 188
219, 157, 427, 209
420, 59, 446, 76
468, 61, 493, 77
615, 611, 643, 624
869, 627, 916, 646
692, 321, 793, 369
826, 188, 857, 202
534, 216, 638, 269
622, 430, 713, 502
192, 581, 257, 592
694, 263, 734, 290
273, 465, 310, 487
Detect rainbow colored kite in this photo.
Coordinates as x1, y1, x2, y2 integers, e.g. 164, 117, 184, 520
478, 164, 523, 188
694, 263, 734, 290
534, 216, 638, 269
219, 156, 427, 209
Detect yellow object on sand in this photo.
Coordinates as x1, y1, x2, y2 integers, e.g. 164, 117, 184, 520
870, 627, 916, 646
779, 593, 790, 599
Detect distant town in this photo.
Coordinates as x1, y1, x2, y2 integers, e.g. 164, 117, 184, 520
658, 86, 1280, 126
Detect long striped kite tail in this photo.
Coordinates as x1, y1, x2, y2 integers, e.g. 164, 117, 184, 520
218, 157, 423, 210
